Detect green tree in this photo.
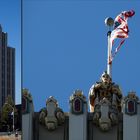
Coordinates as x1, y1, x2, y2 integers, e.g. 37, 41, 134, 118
1, 95, 17, 129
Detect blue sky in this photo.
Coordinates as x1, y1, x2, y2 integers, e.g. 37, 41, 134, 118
23, 0, 140, 112
0, 0, 21, 104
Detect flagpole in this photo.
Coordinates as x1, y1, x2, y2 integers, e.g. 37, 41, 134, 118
105, 17, 114, 78
107, 31, 112, 77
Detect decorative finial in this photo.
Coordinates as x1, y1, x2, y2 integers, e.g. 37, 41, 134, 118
105, 17, 114, 27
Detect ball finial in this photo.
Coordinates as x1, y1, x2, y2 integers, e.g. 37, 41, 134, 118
105, 17, 114, 27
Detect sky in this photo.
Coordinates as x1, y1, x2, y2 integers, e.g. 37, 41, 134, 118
0, 0, 21, 104
23, 0, 140, 112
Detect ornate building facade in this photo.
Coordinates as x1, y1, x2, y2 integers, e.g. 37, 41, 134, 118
22, 75, 140, 140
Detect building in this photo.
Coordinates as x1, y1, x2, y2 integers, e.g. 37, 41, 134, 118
22, 88, 140, 140
0, 24, 15, 110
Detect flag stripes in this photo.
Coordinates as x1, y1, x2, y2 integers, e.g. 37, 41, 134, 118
109, 10, 135, 63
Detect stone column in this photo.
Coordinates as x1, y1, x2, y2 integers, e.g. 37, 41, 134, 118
123, 92, 140, 140
69, 90, 87, 140
22, 89, 34, 140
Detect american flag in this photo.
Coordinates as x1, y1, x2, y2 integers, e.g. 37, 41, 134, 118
110, 10, 135, 63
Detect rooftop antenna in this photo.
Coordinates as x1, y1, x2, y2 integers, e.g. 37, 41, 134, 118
105, 17, 114, 78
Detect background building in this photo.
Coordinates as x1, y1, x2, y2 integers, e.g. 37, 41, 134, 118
0, 24, 15, 110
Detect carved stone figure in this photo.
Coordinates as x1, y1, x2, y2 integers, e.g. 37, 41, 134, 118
89, 71, 122, 131
39, 96, 65, 131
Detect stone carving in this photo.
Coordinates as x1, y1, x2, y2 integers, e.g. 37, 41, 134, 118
124, 91, 139, 115
39, 108, 47, 125
70, 90, 86, 102
22, 88, 33, 114
89, 71, 122, 131
22, 88, 33, 102
124, 91, 139, 101
69, 90, 86, 115
39, 96, 65, 131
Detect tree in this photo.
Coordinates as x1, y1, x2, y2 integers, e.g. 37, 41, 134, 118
1, 95, 17, 131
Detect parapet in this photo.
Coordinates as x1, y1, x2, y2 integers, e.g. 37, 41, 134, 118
22, 90, 140, 140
